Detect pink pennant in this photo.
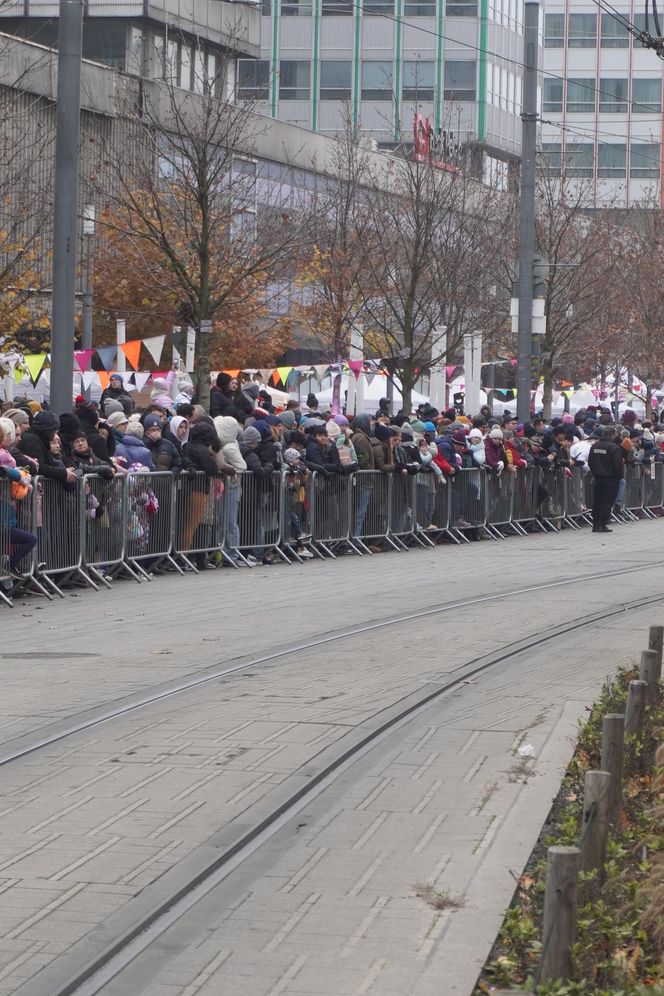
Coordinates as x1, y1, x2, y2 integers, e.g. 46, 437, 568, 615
445, 365, 456, 378
348, 360, 364, 380
74, 349, 94, 372
510, 358, 518, 367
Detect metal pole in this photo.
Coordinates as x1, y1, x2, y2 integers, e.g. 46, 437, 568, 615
516, 0, 539, 424
81, 237, 93, 351
50, 0, 84, 413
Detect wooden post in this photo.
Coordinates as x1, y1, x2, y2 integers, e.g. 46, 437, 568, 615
601, 713, 624, 821
639, 649, 659, 706
580, 770, 610, 874
625, 680, 647, 737
539, 846, 580, 983
648, 624, 663, 669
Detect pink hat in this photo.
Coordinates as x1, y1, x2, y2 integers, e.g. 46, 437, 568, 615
562, 413, 574, 424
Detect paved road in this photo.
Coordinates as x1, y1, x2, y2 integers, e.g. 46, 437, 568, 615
1, 522, 662, 995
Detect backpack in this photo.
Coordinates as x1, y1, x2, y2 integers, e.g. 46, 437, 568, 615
11, 467, 31, 501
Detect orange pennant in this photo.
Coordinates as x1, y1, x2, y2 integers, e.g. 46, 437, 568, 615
223, 369, 241, 378
120, 340, 142, 371
97, 371, 111, 391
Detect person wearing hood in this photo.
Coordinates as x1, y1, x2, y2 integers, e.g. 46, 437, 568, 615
143, 415, 183, 475
213, 416, 248, 563
466, 427, 486, 467
484, 426, 514, 475
209, 373, 254, 421
239, 424, 277, 564
75, 405, 115, 463
180, 421, 227, 567
242, 381, 271, 419
18, 412, 77, 484
150, 377, 175, 414
163, 415, 189, 457
113, 418, 155, 472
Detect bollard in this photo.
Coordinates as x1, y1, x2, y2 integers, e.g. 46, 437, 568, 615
539, 846, 580, 983
624, 680, 648, 737
639, 649, 660, 706
601, 714, 624, 822
648, 624, 663, 670
580, 770, 610, 875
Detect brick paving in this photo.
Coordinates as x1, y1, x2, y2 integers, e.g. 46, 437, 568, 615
0, 521, 662, 994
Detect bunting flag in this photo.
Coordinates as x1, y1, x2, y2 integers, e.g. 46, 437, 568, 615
120, 340, 142, 371
275, 366, 293, 386
348, 360, 363, 380
313, 365, 330, 380
445, 365, 456, 378
133, 372, 151, 393
364, 372, 376, 386
24, 353, 47, 384
257, 368, 274, 383
74, 349, 95, 372
143, 335, 165, 366
14, 365, 26, 384
97, 371, 111, 391
96, 346, 117, 370
82, 371, 98, 390
223, 369, 241, 379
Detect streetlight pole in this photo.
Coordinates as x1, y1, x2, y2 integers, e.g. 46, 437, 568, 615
49, 0, 85, 413
516, 0, 539, 424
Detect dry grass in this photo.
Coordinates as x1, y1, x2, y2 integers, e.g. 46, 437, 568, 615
414, 882, 465, 911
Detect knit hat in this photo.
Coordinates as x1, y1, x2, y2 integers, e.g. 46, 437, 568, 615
562, 412, 574, 424
32, 411, 60, 433
468, 428, 483, 440
333, 414, 349, 426
243, 382, 260, 400
283, 447, 301, 464
216, 372, 232, 389
143, 415, 163, 432
107, 411, 129, 429
489, 427, 503, 440
151, 378, 169, 393
277, 410, 296, 429
242, 425, 262, 446
306, 393, 318, 407
103, 399, 124, 416
253, 420, 272, 440
265, 414, 280, 426
326, 421, 341, 439
423, 421, 436, 432
77, 406, 98, 428
451, 430, 467, 446
410, 419, 426, 432
126, 417, 144, 438
400, 422, 414, 438
109, 373, 123, 385
58, 412, 80, 442
374, 423, 396, 441
3, 408, 29, 428
591, 427, 604, 439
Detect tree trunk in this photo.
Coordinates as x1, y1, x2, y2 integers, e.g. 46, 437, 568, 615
331, 372, 342, 415
542, 369, 554, 420
400, 363, 414, 416
196, 329, 211, 412
645, 384, 653, 419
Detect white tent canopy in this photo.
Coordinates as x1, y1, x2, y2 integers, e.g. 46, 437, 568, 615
303, 374, 429, 415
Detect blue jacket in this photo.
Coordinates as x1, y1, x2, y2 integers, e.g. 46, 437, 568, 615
114, 434, 155, 471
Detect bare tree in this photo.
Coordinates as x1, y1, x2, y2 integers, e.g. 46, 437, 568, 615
91, 43, 309, 409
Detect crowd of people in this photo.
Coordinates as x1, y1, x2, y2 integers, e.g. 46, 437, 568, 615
0, 368, 661, 598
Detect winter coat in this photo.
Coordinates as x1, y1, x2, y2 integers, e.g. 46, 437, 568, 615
144, 436, 183, 475
18, 429, 68, 482
467, 440, 486, 467
305, 438, 342, 475
66, 448, 115, 479
214, 417, 247, 474
114, 434, 155, 471
484, 437, 508, 472
209, 387, 253, 421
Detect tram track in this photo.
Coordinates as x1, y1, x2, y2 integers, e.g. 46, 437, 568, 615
20, 578, 664, 996
0, 559, 661, 772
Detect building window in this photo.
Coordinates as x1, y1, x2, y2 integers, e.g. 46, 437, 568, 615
601, 13, 628, 46
282, 0, 313, 13
630, 142, 660, 177
166, 38, 178, 85
540, 143, 562, 174
566, 78, 595, 113
279, 60, 311, 99
364, 0, 394, 13
568, 13, 596, 47
542, 78, 563, 112
446, 0, 478, 14
599, 78, 628, 112
320, 60, 352, 100
443, 60, 476, 101
598, 143, 626, 176
261, 0, 271, 13
180, 42, 192, 90
632, 78, 662, 112
237, 59, 270, 99
632, 13, 650, 45
544, 13, 564, 47
564, 144, 594, 176
403, 60, 435, 100
361, 60, 393, 100
404, 0, 435, 12
322, 0, 352, 13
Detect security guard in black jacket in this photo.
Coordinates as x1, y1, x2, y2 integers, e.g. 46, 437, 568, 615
588, 426, 624, 533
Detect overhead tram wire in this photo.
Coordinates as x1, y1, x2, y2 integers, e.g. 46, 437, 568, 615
306, 0, 664, 115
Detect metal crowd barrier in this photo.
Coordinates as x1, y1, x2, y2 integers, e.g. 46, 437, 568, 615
3, 457, 663, 608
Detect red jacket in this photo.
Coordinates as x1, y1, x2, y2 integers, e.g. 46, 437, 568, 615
433, 451, 455, 475
505, 440, 527, 468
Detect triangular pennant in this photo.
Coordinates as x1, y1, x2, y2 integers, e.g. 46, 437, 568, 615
348, 360, 363, 380
364, 372, 376, 386
133, 372, 151, 392
96, 346, 117, 370
97, 371, 111, 390
276, 366, 293, 386
143, 336, 165, 366
120, 340, 142, 371
74, 348, 94, 372
445, 365, 456, 378
82, 371, 98, 390
23, 353, 47, 383
223, 368, 241, 378
14, 364, 26, 384
313, 365, 330, 380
